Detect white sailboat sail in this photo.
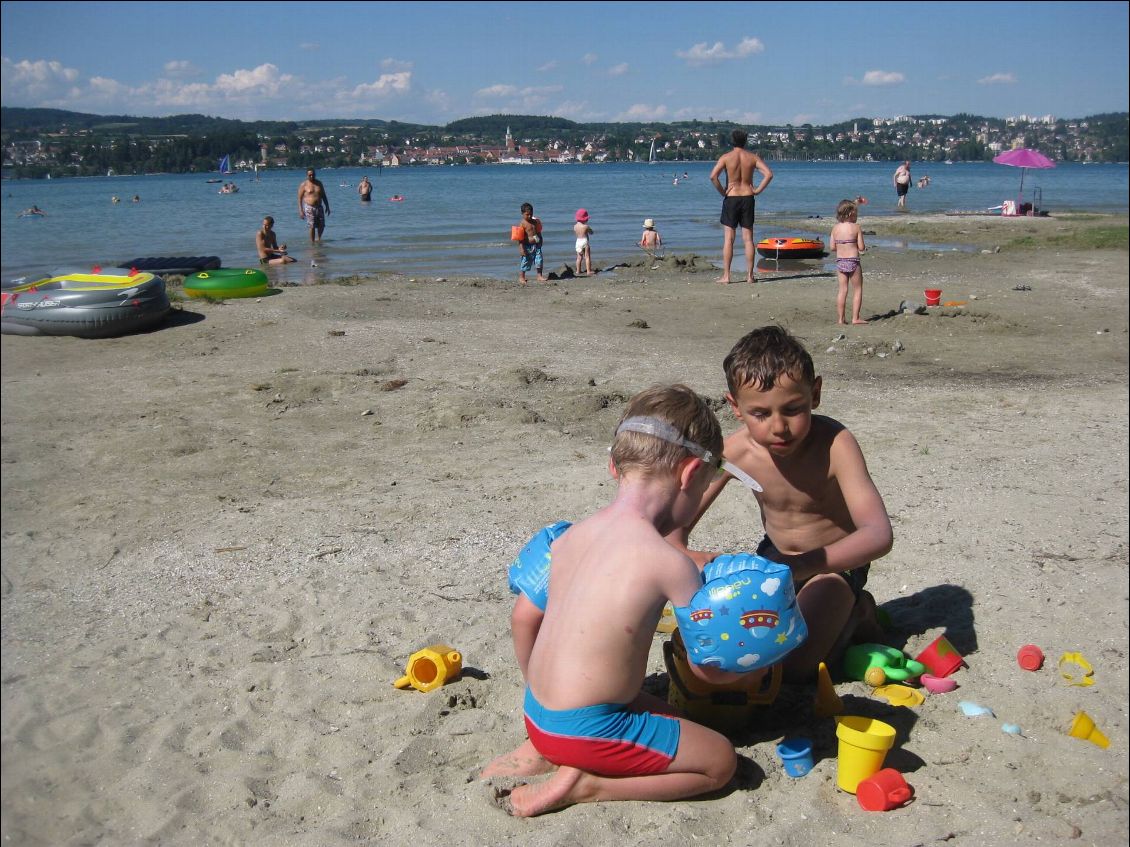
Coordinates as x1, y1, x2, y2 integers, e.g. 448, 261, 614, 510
648, 139, 657, 164
220, 154, 232, 175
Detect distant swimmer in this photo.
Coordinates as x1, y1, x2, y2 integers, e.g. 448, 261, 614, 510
389, 194, 405, 202
917, 175, 930, 189
19, 205, 46, 217
112, 195, 121, 204
132, 195, 141, 203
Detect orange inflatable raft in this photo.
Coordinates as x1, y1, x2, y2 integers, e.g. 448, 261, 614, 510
756, 237, 826, 260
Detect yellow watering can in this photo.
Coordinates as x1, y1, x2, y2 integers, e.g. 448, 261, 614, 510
393, 644, 463, 692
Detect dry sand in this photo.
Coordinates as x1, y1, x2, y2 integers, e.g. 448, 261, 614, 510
2, 214, 1128, 845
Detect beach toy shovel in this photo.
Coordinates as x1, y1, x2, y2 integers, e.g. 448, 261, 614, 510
393, 644, 463, 693
835, 716, 897, 793
1067, 711, 1110, 749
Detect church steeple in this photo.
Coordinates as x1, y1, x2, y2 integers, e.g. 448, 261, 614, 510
505, 125, 514, 153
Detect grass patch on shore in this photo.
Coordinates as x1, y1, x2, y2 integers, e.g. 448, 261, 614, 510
1004, 224, 1129, 251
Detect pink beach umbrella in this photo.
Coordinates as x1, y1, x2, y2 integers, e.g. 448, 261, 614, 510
992, 148, 1056, 206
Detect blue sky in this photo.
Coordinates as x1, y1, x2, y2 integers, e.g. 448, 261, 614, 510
2, 1, 1127, 126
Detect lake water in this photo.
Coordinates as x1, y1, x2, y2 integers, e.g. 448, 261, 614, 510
3, 160, 1127, 282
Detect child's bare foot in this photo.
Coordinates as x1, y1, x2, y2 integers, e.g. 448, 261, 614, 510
508, 767, 585, 817
480, 740, 555, 779
852, 319, 868, 325
716, 277, 732, 285
536, 275, 547, 282
837, 320, 848, 325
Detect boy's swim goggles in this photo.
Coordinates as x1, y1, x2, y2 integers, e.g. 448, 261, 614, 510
614, 416, 762, 492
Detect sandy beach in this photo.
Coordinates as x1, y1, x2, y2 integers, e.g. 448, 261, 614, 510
2, 213, 1127, 846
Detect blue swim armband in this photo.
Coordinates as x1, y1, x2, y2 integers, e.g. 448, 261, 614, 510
507, 521, 572, 611
674, 552, 808, 673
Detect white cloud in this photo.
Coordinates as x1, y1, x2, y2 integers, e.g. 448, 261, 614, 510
1, 58, 80, 100
859, 70, 905, 86
978, 72, 1017, 85
472, 84, 562, 112
349, 71, 412, 98
475, 84, 519, 98
617, 103, 669, 121
538, 60, 558, 72
381, 58, 414, 72
676, 36, 764, 66
299, 42, 320, 51
582, 53, 598, 65
608, 62, 629, 77
162, 60, 200, 78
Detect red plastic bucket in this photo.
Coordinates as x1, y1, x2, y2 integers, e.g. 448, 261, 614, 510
924, 289, 942, 306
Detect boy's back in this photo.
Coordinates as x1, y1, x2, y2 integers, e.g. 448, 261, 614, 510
527, 508, 700, 709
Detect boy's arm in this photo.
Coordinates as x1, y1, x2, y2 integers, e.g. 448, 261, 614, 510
511, 594, 544, 681
753, 155, 774, 194
709, 156, 727, 196
786, 429, 892, 582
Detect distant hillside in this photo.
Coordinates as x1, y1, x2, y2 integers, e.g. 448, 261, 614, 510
0, 107, 431, 137
445, 114, 578, 137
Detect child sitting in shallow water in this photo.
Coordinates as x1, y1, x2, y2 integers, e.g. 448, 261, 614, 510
638, 218, 663, 255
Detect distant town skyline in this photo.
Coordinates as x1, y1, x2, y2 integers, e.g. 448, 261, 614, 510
2, 2, 1127, 126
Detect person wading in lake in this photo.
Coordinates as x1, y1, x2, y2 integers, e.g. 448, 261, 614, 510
298, 169, 331, 243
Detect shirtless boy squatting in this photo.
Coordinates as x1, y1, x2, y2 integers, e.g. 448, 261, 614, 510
483, 385, 755, 816
669, 326, 892, 683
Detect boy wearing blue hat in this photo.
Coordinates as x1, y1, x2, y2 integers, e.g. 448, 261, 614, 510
669, 325, 893, 683
488, 385, 750, 816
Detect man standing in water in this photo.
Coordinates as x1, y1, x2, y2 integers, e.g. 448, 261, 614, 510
710, 129, 773, 284
893, 161, 911, 209
298, 168, 331, 242
358, 175, 373, 202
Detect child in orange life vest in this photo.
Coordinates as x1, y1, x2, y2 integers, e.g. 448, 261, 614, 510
516, 202, 546, 285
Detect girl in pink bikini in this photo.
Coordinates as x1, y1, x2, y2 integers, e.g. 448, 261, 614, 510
830, 199, 868, 325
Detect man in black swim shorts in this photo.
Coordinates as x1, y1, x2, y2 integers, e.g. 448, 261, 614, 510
710, 129, 774, 284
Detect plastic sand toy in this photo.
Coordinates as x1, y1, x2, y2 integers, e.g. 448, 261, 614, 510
814, 661, 844, 717
393, 644, 463, 692
873, 684, 925, 707
844, 644, 926, 686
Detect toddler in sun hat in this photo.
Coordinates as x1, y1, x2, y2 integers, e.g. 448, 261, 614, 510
573, 208, 594, 276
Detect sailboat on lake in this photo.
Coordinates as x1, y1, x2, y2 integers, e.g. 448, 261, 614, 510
648, 139, 657, 165
219, 154, 233, 175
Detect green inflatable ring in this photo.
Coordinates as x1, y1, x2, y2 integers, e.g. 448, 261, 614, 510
184, 268, 269, 299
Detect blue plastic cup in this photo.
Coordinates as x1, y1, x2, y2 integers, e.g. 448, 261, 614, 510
776, 737, 814, 778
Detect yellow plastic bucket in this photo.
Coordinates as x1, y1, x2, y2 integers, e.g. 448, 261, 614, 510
835, 716, 897, 793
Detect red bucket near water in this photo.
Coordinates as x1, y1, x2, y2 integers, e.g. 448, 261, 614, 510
924, 289, 942, 307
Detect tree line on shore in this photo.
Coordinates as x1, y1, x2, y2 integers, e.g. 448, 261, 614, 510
3, 107, 1126, 179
